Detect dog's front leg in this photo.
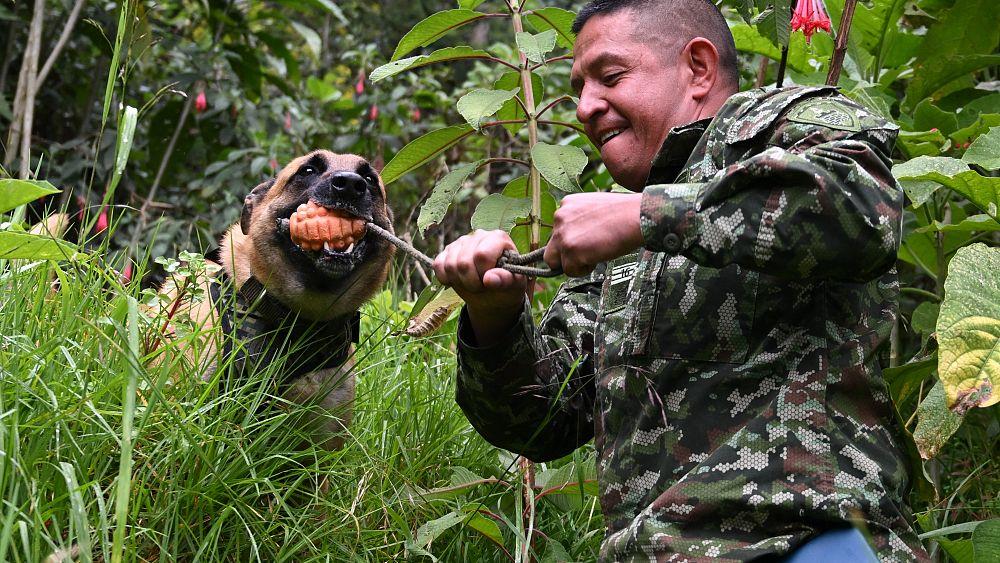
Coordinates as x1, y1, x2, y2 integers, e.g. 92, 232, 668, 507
281, 355, 356, 451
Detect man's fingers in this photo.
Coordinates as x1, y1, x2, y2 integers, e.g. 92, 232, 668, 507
432, 247, 450, 286
482, 268, 521, 290
543, 241, 562, 272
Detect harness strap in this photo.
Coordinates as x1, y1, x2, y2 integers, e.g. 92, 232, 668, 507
211, 271, 360, 386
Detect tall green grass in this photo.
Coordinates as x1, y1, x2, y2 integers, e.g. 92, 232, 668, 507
0, 255, 603, 562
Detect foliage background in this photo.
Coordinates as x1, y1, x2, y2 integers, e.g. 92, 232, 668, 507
0, 0, 998, 561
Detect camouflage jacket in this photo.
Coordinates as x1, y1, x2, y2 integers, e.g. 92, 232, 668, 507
455, 86, 929, 562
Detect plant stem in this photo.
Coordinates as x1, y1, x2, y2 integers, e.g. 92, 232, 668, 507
827, 0, 858, 86
512, 4, 541, 255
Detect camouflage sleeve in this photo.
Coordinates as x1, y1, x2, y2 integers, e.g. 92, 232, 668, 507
639, 113, 902, 282
455, 274, 602, 462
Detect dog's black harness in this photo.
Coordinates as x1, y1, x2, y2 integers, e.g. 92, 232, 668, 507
209, 272, 360, 386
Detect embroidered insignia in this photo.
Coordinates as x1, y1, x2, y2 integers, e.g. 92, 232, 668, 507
786, 98, 862, 132
603, 253, 639, 313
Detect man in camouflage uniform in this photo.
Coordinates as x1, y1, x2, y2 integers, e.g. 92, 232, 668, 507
433, 0, 928, 560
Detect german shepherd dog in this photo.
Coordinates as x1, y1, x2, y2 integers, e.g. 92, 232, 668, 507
159, 150, 395, 449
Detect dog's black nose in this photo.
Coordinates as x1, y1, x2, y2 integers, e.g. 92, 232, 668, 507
330, 172, 368, 196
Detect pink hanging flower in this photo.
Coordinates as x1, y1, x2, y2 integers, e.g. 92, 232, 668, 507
368, 104, 379, 121
791, 0, 831, 43
355, 70, 366, 96
195, 91, 208, 113
411, 107, 422, 122
95, 207, 108, 234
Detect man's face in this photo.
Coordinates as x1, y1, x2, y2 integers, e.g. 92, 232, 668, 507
571, 10, 694, 191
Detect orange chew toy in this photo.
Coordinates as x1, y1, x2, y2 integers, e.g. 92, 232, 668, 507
288, 201, 366, 251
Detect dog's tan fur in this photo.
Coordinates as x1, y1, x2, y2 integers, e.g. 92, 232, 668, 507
158, 150, 395, 449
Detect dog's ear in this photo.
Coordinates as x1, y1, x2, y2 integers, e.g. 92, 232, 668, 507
240, 179, 275, 235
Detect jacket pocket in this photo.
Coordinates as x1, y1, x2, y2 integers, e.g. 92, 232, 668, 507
641, 256, 758, 363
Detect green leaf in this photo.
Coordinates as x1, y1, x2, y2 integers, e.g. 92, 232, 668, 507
525, 7, 576, 50
904, 55, 1000, 111
372, 46, 494, 82
413, 510, 466, 549
0, 179, 60, 214
390, 9, 491, 61
952, 114, 1000, 146
972, 519, 1000, 562
913, 99, 959, 135
963, 126, 1000, 170
773, 0, 791, 46
893, 156, 1000, 217
471, 194, 532, 232
494, 71, 543, 135
731, 24, 814, 74
290, 21, 321, 60
418, 160, 483, 234
457, 0, 485, 8
531, 143, 586, 193
504, 176, 556, 252
919, 520, 988, 540
515, 30, 557, 64
460, 506, 502, 545
939, 538, 975, 563
913, 380, 965, 459
457, 88, 518, 131
884, 355, 936, 406
380, 125, 475, 185
937, 243, 1000, 411
912, 302, 940, 340
399, 464, 499, 504
0, 231, 79, 260
106, 105, 138, 206
893, 156, 970, 181
916, 215, 1000, 233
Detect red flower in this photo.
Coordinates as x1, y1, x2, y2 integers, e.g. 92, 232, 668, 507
95, 207, 108, 234
269, 158, 279, 170
791, 0, 831, 43
411, 107, 422, 122
121, 262, 134, 284
368, 104, 379, 121
195, 91, 208, 113
355, 70, 366, 96
284, 111, 293, 132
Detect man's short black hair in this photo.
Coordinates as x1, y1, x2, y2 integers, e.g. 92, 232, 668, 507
572, 0, 739, 89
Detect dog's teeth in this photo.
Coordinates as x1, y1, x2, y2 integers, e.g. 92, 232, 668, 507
345, 242, 355, 253
323, 241, 332, 251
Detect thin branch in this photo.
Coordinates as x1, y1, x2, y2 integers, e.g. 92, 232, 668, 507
530, 54, 573, 71
538, 119, 586, 135
36, 0, 87, 87
18, 0, 45, 178
482, 156, 529, 168
755, 56, 769, 88
512, 93, 530, 116
536, 95, 572, 119
827, 0, 858, 86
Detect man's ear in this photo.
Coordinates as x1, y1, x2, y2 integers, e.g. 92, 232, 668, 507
240, 179, 275, 235
683, 37, 720, 100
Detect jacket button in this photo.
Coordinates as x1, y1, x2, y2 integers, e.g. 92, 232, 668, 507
663, 232, 681, 252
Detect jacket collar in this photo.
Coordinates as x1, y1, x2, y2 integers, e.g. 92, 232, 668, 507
645, 118, 713, 185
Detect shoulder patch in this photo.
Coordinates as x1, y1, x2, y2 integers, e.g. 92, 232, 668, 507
785, 98, 862, 132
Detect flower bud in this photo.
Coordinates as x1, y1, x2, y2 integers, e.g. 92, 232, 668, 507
195, 91, 208, 113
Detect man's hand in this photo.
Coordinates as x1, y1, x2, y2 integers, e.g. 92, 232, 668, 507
544, 192, 644, 276
433, 230, 528, 344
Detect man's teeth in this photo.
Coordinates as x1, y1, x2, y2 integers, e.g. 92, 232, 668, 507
601, 128, 625, 144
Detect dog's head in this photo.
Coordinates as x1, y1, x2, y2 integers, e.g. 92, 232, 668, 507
235, 150, 395, 319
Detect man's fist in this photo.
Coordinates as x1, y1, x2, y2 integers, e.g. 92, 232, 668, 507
544, 192, 644, 276
433, 230, 528, 343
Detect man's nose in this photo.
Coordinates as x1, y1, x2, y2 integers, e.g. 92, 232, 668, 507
575, 86, 608, 125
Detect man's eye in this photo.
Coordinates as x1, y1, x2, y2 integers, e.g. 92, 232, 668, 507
602, 72, 623, 85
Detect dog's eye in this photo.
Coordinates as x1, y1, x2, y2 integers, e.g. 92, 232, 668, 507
364, 173, 378, 185
300, 165, 317, 176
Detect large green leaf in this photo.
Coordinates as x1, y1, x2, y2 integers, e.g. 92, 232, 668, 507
0, 231, 79, 260
525, 7, 576, 50
730, 24, 814, 74
914, 0, 1000, 67
470, 194, 532, 232
884, 355, 936, 406
494, 71, 543, 135
937, 243, 1000, 410
913, 380, 965, 459
973, 520, 1000, 562
516, 30, 557, 64
0, 179, 60, 214
893, 156, 1000, 217
380, 125, 475, 185
916, 215, 1000, 234
904, 55, 1000, 111
531, 142, 586, 194
504, 176, 556, 252
391, 9, 492, 61
372, 46, 495, 82
963, 126, 1000, 170
417, 160, 483, 234
456, 88, 518, 131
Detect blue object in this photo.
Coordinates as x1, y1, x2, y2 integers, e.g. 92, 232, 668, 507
781, 527, 880, 562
